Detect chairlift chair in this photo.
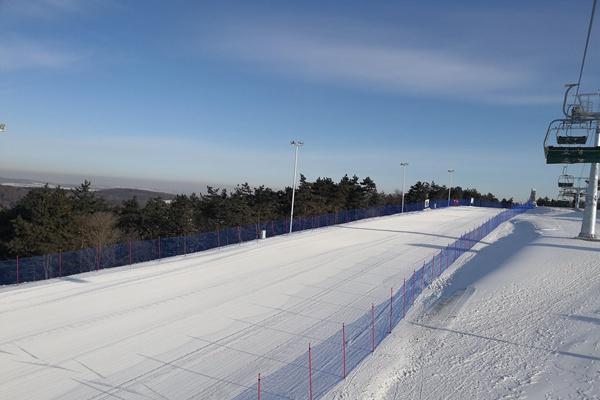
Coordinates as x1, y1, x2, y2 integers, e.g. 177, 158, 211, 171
558, 172, 574, 188
562, 83, 600, 122
544, 119, 600, 164
544, 84, 600, 164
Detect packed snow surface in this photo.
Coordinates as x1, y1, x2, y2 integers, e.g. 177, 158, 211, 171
0, 207, 502, 400
325, 207, 600, 399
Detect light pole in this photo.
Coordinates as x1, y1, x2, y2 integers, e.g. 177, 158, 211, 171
0, 123, 5, 132
289, 140, 303, 233
447, 169, 454, 207
400, 162, 408, 213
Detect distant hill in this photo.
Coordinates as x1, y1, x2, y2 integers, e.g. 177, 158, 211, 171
95, 188, 176, 206
0, 185, 31, 209
0, 182, 176, 209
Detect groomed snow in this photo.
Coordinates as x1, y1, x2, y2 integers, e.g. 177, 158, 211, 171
0, 206, 501, 400
324, 207, 600, 400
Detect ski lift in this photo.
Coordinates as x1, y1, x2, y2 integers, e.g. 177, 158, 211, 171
544, 84, 600, 164
544, 118, 600, 163
558, 167, 574, 188
562, 83, 600, 122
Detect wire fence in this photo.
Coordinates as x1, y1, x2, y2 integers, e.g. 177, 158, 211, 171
0, 199, 506, 286
230, 204, 530, 400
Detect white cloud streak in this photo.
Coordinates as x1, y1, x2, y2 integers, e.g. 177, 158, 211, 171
2, 0, 88, 19
0, 38, 83, 70
210, 28, 555, 105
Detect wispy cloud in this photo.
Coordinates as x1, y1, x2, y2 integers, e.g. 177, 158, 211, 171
0, 38, 84, 70
2, 0, 91, 19
208, 27, 556, 105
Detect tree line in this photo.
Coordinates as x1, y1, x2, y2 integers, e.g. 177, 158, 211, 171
0, 176, 503, 260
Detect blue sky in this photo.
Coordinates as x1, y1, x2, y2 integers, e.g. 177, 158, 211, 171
0, 0, 598, 199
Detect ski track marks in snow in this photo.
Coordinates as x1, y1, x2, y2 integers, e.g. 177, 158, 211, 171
324, 207, 600, 400
0, 207, 500, 400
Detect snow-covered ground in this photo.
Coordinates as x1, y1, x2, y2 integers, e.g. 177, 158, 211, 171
0, 207, 500, 400
325, 207, 600, 400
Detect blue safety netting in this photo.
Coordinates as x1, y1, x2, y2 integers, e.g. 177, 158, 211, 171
0, 199, 511, 286
231, 205, 530, 400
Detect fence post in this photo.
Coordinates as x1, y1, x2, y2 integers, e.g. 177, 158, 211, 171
403, 277, 406, 317
16, 255, 19, 284
217, 225, 221, 248
412, 270, 415, 304
96, 245, 100, 271
183, 235, 187, 255
129, 239, 132, 265
342, 323, 346, 378
59, 250, 62, 277
237, 226, 241, 244
308, 342, 313, 400
389, 287, 393, 333
257, 373, 261, 400
371, 303, 375, 353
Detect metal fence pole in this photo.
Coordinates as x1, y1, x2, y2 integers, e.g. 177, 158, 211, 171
371, 303, 375, 353
257, 373, 261, 400
308, 343, 313, 400
342, 323, 346, 378
389, 287, 393, 333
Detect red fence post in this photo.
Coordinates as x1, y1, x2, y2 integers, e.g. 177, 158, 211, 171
403, 277, 406, 317
16, 255, 19, 284
411, 270, 415, 304
342, 323, 346, 378
389, 287, 393, 333
308, 342, 313, 400
257, 373, 261, 400
371, 303, 375, 353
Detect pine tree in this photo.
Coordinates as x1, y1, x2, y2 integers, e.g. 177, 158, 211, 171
9, 185, 76, 256
117, 197, 143, 238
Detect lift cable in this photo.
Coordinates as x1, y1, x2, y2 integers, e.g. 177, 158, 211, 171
571, 0, 597, 182
575, 0, 597, 97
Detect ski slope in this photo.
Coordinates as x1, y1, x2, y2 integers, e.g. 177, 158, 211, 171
325, 207, 600, 400
0, 206, 502, 400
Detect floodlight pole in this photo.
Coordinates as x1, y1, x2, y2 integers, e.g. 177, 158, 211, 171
579, 126, 600, 239
447, 169, 454, 207
400, 162, 408, 213
289, 140, 303, 234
